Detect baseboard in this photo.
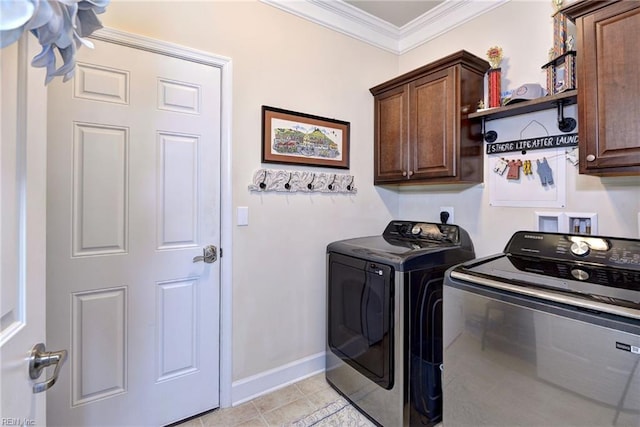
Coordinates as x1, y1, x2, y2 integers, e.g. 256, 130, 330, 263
231, 351, 326, 405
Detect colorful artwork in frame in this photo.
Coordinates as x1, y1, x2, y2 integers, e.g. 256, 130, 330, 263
261, 106, 350, 169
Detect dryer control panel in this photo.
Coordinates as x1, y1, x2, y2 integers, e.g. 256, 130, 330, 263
384, 221, 460, 244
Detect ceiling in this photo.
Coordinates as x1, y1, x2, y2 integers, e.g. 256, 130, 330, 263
343, 1, 444, 27
260, 0, 510, 54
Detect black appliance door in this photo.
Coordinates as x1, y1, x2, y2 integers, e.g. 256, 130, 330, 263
328, 252, 394, 389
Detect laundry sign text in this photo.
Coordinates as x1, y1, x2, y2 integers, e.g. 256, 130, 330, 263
486, 133, 578, 154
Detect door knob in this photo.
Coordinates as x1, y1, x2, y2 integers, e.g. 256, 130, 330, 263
29, 343, 67, 393
192, 245, 217, 263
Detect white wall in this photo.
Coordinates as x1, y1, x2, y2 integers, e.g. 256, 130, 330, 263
396, 0, 640, 257
99, 0, 639, 405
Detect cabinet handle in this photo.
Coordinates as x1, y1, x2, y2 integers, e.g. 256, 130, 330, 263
402, 171, 407, 177
408, 170, 414, 176
586, 154, 596, 162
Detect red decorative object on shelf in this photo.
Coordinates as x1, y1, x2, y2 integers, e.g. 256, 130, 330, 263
486, 46, 503, 107
488, 68, 502, 108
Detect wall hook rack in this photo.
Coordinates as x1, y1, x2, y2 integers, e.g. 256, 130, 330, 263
248, 169, 357, 194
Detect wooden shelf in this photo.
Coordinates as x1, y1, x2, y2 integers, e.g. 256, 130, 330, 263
469, 90, 577, 121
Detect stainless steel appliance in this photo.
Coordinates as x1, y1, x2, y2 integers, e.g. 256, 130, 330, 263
444, 231, 640, 426
326, 220, 475, 426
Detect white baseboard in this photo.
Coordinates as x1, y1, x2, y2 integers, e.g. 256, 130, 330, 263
231, 351, 326, 406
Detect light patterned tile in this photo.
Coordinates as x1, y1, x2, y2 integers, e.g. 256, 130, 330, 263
261, 398, 315, 426
295, 373, 331, 396
306, 387, 342, 410
201, 401, 260, 427
251, 384, 303, 413
233, 416, 269, 427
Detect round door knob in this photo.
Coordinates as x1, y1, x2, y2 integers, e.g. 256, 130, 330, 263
571, 268, 590, 281
586, 154, 596, 162
402, 171, 407, 177
408, 170, 414, 176
570, 241, 590, 257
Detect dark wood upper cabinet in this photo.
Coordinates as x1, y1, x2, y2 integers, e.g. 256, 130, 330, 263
565, 0, 640, 176
370, 50, 489, 185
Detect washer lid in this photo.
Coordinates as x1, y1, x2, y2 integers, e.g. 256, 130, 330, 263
459, 254, 640, 306
448, 231, 640, 318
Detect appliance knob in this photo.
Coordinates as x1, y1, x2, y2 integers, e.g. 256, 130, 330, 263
570, 241, 590, 257
571, 268, 590, 281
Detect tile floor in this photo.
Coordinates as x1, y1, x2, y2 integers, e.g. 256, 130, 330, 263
176, 373, 342, 427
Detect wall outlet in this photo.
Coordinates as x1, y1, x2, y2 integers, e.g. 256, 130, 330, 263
439, 206, 455, 224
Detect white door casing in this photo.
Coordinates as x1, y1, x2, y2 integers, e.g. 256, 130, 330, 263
0, 35, 48, 425
46, 29, 232, 426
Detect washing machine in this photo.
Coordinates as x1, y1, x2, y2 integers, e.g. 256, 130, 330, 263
443, 231, 640, 426
326, 220, 475, 426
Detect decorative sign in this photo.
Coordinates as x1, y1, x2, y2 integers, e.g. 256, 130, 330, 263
486, 133, 578, 154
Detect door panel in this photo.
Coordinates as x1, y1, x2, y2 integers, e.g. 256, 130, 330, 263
1, 35, 48, 425
584, 3, 640, 170
47, 37, 221, 426
327, 253, 393, 389
411, 69, 455, 179
374, 86, 408, 183
72, 123, 129, 256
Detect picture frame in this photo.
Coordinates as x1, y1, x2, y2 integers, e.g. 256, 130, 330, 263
261, 106, 350, 169
542, 50, 576, 95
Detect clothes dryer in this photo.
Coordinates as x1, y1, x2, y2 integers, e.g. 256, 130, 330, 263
326, 220, 475, 426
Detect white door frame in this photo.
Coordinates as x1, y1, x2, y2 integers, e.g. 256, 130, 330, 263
88, 27, 234, 408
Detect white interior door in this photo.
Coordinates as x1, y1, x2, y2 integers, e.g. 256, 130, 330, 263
1, 36, 49, 424
46, 35, 221, 426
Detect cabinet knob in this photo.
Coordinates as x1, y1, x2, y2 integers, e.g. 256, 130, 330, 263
408, 170, 414, 177
402, 171, 407, 177
586, 154, 596, 162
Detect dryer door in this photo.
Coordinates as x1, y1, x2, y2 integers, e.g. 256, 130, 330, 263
327, 253, 394, 389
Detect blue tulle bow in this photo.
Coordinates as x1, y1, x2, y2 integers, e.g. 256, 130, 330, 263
1, 0, 109, 84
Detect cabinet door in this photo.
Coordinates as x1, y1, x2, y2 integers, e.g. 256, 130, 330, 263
578, 2, 640, 174
374, 85, 409, 183
410, 68, 456, 179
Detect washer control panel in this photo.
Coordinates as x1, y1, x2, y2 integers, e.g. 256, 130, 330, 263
506, 231, 640, 271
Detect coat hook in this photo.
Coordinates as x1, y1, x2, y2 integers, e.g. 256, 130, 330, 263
307, 173, 316, 190
327, 174, 336, 191
346, 176, 354, 191
259, 170, 267, 190
284, 172, 292, 190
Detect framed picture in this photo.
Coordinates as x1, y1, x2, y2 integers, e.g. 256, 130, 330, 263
261, 106, 350, 169
542, 51, 576, 95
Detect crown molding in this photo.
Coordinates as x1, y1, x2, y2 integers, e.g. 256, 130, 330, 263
260, 0, 511, 55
